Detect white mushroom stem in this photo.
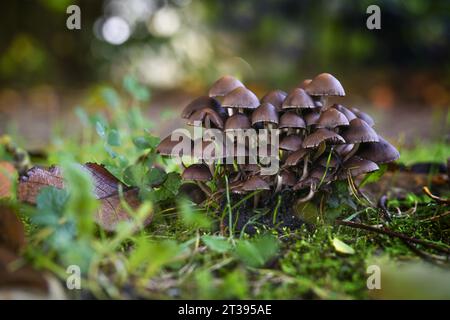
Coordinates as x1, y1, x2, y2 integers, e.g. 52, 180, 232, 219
227, 108, 234, 117
274, 174, 283, 193
322, 96, 328, 109
296, 183, 316, 204
343, 143, 360, 162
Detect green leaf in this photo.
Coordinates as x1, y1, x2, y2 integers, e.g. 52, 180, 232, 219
152, 172, 181, 202
359, 164, 387, 187
123, 75, 150, 102
202, 235, 232, 253
101, 87, 121, 109
146, 167, 166, 187
332, 237, 355, 255
34, 186, 69, 226
133, 135, 160, 150
178, 198, 211, 229
235, 235, 279, 268
107, 129, 121, 146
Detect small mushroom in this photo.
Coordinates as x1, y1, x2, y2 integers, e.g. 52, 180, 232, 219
282, 88, 315, 110
351, 107, 375, 127
305, 73, 345, 109
303, 109, 321, 127
242, 175, 270, 208
297, 79, 312, 89
280, 170, 297, 187
357, 136, 400, 164
222, 87, 259, 114
284, 148, 309, 167
181, 96, 224, 119
224, 113, 252, 131
187, 107, 225, 129
331, 104, 356, 121
279, 111, 306, 130
261, 90, 287, 112
251, 102, 279, 128
302, 129, 345, 149
316, 108, 349, 129
209, 75, 244, 98
156, 134, 192, 157
279, 135, 303, 152
339, 156, 379, 179
340, 118, 379, 160
182, 164, 213, 196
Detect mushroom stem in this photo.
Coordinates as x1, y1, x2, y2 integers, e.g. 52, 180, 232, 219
322, 96, 328, 109
253, 193, 260, 209
301, 154, 310, 180
238, 107, 244, 113
343, 143, 360, 162
296, 183, 316, 204
196, 181, 212, 197
274, 174, 283, 193
227, 108, 234, 117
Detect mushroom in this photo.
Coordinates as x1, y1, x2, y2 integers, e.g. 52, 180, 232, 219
303, 109, 321, 127
331, 104, 357, 121
357, 135, 400, 164
284, 147, 309, 167
316, 108, 349, 130
224, 113, 252, 131
181, 96, 224, 119
339, 156, 379, 179
279, 135, 303, 152
305, 73, 345, 109
187, 107, 225, 129
222, 87, 259, 115
209, 75, 244, 98
261, 90, 287, 112
340, 118, 379, 161
156, 133, 192, 158
351, 107, 375, 127
242, 175, 270, 208
282, 88, 315, 110
297, 79, 312, 89
279, 111, 306, 135
182, 163, 213, 196
251, 102, 279, 129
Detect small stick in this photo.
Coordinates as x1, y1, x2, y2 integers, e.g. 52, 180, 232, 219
336, 220, 450, 255
423, 186, 450, 204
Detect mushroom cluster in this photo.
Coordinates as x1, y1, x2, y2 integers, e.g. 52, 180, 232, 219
157, 73, 399, 206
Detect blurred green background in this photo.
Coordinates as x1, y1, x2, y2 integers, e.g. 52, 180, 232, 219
0, 0, 449, 156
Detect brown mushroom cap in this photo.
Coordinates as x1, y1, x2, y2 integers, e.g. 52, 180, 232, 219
305, 73, 346, 97
340, 156, 379, 178
316, 108, 349, 129
209, 75, 244, 97
261, 90, 287, 111
182, 164, 212, 181
181, 96, 223, 119
351, 107, 375, 127
331, 104, 357, 121
279, 135, 303, 152
340, 118, 379, 144
282, 88, 315, 109
251, 102, 279, 125
156, 134, 192, 156
187, 107, 225, 129
280, 170, 297, 186
303, 110, 321, 126
279, 111, 306, 129
334, 144, 354, 157
303, 128, 345, 148
284, 148, 309, 167
224, 113, 251, 131
310, 165, 335, 182
242, 175, 270, 191
222, 87, 259, 110
357, 136, 400, 164
297, 79, 312, 89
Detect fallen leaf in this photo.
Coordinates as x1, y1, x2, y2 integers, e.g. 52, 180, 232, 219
0, 162, 16, 198
332, 237, 355, 255
18, 163, 150, 231
0, 205, 26, 253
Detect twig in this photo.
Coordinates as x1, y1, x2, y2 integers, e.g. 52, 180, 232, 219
336, 219, 450, 255
423, 186, 450, 204
420, 211, 450, 222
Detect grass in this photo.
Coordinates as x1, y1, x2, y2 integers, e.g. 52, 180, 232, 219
1, 82, 449, 300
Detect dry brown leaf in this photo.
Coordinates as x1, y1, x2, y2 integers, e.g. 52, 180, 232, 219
0, 205, 26, 253
18, 163, 151, 232
0, 162, 16, 198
